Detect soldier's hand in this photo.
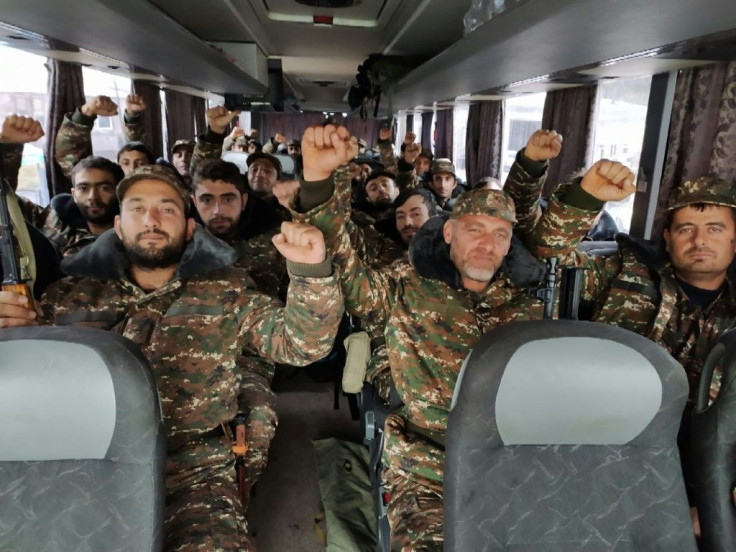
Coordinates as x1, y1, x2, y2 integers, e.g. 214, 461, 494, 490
302, 124, 359, 181
524, 129, 563, 162
0, 291, 39, 328
272, 222, 326, 265
125, 94, 147, 116
229, 127, 246, 139
403, 132, 416, 146
274, 132, 287, 144
580, 160, 636, 202
273, 180, 301, 209
207, 105, 239, 135
348, 162, 361, 180
404, 142, 422, 164
81, 95, 118, 117
248, 128, 259, 138
379, 126, 392, 141
0, 115, 44, 144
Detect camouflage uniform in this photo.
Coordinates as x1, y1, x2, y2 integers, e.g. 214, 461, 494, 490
38, 220, 342, 551
508, 174, 736, 401
293, 171, 546, 550
376, 139, 420, 191
0, 142, 23, 192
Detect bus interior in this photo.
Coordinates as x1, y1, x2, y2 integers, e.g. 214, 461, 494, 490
1, 0, 736, 550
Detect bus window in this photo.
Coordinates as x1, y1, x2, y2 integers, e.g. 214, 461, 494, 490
501, 92, 546, 183
0, 44, 49, 205
590, 76, 652, 234
82, 66, 132, 163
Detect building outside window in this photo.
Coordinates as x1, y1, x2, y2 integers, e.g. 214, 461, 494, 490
500, 92, 546, 183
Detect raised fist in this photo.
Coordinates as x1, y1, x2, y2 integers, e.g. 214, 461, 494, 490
379, 127, 392, 141
272, 221, 326, 265
274, 132, 287, 144
403, 132, 416, 146
0, 115, 44, 144
302, 124, 359, 182
207, 105, 239, 134
580, 160, 636, 203
404, 142, 422, 164
125, 94, 147, 115
81, 95, 118, 117
524, 129, 563, 162
273, 180, 301, 210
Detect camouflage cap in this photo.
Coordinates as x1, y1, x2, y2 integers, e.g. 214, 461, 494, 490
233, 135, 248, 146
117, 165, 191, 211
450, 188, 517, 224
431, 158, 456, 176
667, 175, 736, 211
171, 139, 195, 154
246, 151, 282, 179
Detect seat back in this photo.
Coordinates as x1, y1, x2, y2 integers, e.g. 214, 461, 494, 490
0, 326, 166, 551
691, 328, 736, 551
445, 319, 696, 552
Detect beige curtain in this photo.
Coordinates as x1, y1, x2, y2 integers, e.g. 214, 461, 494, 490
652, 61, 736, 237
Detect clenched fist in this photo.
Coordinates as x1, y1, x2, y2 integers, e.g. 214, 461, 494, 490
302, 124, 359, 182
207, 105, 239, 134
524, 129, 563, 162
272, 222, 326, 265
0, 115, 44, 144
81, 95, 118, 117
580, 160, 636, 202
125, 94, 147, 116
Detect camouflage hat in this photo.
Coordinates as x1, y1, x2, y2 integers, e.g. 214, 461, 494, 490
417, 148, 433, 161
246, 151, 282, 179
171, 139, 195, 154
233, 135, 248, 146
431, 158, 456, 176
117, 165, 191, 211
450, 188, 517, 224
667, 176, 736, 211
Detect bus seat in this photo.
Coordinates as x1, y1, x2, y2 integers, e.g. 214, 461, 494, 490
445, 319, 697, 552
0, 326, 166, 551
690, 328, 736, 551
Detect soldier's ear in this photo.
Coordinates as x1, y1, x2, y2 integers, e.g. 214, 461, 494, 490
114, 215, 122, 240
185, 217, 196, 241
663, 228, 671, 256
442, 219, 454, 245
241, 192, 248, 211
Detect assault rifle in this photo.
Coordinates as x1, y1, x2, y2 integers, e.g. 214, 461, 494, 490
0, 175, 34, 308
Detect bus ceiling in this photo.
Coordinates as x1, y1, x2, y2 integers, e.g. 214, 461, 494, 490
0, 0, 735, 113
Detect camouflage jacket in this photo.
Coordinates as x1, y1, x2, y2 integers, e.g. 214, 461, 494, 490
376, 139, 420, 190
24, 193, 102, 258
40, 227, 342, 479
293, 169, 546, 490
515, 178, 736, 403
231, 228, 289, 301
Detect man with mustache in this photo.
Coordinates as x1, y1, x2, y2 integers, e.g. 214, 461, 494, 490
34, 155, 123, 258
0, 163, 343, 551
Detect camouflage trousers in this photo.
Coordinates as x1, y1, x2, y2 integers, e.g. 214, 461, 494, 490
384, 466, 444, 552
238, 369, 278, 490
164, 462, 255, 552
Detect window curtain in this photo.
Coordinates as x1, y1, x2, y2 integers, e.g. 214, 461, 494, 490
652, 61, 736, 237
406, 114, 414, 133
192, 97, 207, 137
465, 101, 504, 186
260, 113, 381, 152
44, 59, 85, 197
540, 85, 598, 196
434, 109, 454, 159
132, 80, 164, 160
165, 89, 196, 156
421, 111, 434, 153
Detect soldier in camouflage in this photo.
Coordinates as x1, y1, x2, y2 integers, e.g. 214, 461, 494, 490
510, 158, 736, 502
0, 163, 344, 551
191, 158, 289, 499
288, 124, 553, 551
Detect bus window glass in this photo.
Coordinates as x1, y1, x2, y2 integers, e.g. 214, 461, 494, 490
0, 44, 50, 205
453, 103, 470, 184
590, 76, 651, 234
501, 92, 545, 183
82, 67, 132, 162
413, 112, 422, 150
